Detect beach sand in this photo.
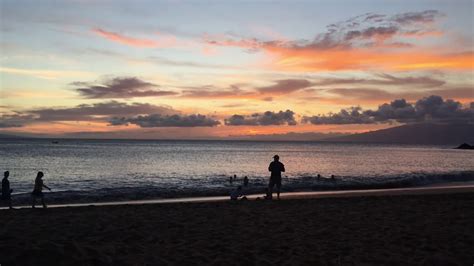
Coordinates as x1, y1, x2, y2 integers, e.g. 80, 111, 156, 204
1, 192, 473, 265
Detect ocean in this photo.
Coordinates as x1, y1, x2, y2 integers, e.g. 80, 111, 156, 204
1, 139, 473, 204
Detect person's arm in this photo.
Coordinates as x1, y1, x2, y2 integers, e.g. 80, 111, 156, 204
281, 163, 285, 172
43, 184, 52, 191
268, 163, 272, 172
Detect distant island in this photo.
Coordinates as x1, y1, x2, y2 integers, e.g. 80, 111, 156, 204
324, 123, 474, 145
455, 143, 474, 150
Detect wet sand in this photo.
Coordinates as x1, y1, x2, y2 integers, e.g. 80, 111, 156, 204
1, 192, 473, 265
3, 183, 474, 210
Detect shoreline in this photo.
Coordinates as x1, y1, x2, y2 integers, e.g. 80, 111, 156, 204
2, 182, 474, 210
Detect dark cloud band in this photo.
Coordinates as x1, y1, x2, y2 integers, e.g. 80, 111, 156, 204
109, 114, 220, 127
303, 95, 473, 125
73, 77, 178, 99
225, 110, 296, 126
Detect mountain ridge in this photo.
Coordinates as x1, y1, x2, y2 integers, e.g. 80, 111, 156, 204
324, 123, 474, 145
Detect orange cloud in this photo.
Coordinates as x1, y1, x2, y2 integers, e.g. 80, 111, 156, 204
204, 33, 472, 72
92, 28, 159, 48
264, 46, 473, 72
203, 10, 471, 72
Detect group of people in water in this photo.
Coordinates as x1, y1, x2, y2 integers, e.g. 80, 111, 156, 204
1, 171, 52, 209
230, 154, 285, 201
2, 154, 329, 207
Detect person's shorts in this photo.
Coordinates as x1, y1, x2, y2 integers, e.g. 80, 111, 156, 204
31, 190, 43, 197
269, 176, 282, 189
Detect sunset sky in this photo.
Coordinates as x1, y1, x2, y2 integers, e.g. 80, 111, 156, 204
0, 0, 473, 139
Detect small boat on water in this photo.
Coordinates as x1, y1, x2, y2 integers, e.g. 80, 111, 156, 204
52, 140, 59, 144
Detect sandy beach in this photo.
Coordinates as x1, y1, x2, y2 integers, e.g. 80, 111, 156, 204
1, 189, 473, 265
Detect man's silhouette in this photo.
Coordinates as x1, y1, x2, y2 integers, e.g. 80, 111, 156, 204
268, 155, 285, 200
2, 171, 13, 209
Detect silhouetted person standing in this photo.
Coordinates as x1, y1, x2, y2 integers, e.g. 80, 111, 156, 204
2, 171, 13, 209
243, 176, 249, 187
31, 171, 51, 208
268, 155, 285, 200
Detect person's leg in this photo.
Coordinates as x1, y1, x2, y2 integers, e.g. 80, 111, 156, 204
268, 180, 274, 200
32, 195, 36, 208
276, 179, 281, 200
41, 195, 47, 208
9, 190, 13, 209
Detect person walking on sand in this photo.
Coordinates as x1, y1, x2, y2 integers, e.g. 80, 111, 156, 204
2, 171, 13, 209
31, 171, 51, 208
268, 155, 285, 200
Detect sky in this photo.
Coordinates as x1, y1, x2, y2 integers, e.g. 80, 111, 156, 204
0, 0, 473, 139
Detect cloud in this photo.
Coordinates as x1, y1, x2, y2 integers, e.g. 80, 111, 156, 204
146, 56, 241, 69
206, 10, 444, 51
308, 86, 474, 105
267, 46, 472, 72
0, 101, 221, 128
344, 26, 399, 44
85, 49, 241, 70
109, 114, 220, 127
303, 95, 473, 124
92, 28, 159, 48
203, 33, 262, 51
180, 85, 258, 100
180, 79, 313, 101
0, 114, 35, 128
225, 110, 297, 126
303, 107, 375, 125
31, 101, 177, 122
72, 77, 178, 99
324, 88, 393, 102
393, 10, 442, 25
313, 73, 445, 88
0, 101, 178, 127
363, 96, 473, 123
373, 74, 445, 87
0, 67, 91, 80
256, 79, 313, 94
179, 73, 451, 103
205, 10, 473, 72
413, 95, 470, 121
297, 10, 444, 49
363, 99, 417, 122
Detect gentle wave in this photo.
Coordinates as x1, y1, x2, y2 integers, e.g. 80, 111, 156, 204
6, 171, 474, 205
